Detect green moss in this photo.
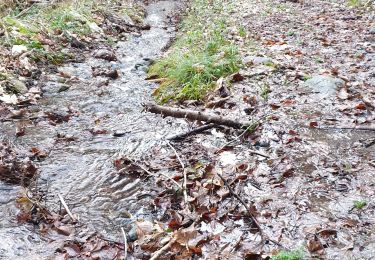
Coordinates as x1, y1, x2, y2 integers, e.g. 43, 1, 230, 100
148, 0, 241, 103
271, 249, 304, 260
347, 0, 366, 7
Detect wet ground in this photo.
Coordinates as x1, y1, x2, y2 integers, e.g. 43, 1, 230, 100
0, 1, 187, 258
0, 0, 374, 259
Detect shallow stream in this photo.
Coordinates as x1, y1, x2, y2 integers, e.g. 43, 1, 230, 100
0, 1, 186, 258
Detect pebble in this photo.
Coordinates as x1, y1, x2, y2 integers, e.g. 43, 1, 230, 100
10, 79, 28, 94
305, 75, 345, 96
243, 55, 273, 66
94, 49, 117, 61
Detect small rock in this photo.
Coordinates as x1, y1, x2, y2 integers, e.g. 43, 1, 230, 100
305, 75, 345, 96
106, 69, 119, 79
28, 87, 41, 94
113, 130, 127, 137
370, 27, 375, 35
243, 56, 273, 66
11, 45, 27, 56
0, 94, 18, 104
58, 84, 71, 93
70, 37, 85, 49
95, 78, 109, 87
10, 79, 28, 94
93, 49, 117, 61
88, 22, 103, 33
127, 225, 138, 242
92, 68, 120, 79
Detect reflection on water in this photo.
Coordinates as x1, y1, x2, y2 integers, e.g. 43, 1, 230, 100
0, 1, 185, 258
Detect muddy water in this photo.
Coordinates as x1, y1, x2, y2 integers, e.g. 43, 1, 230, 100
0, 1, 186, 258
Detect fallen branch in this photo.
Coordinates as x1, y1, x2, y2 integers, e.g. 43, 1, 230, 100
144, 103, 250, 129
150, 236, 177, 260
167, 142, 188, 204
121, 227, 128, 260
167, 124, 218, 141
57, 193, 76, 221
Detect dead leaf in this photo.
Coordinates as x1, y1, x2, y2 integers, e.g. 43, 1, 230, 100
356, 103, 366, 110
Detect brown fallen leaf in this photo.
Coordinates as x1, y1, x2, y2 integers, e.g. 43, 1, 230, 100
307, 236, 324, 253
55, 225, 73, 236
174, 224, 199, 248
356, 103, 366, 110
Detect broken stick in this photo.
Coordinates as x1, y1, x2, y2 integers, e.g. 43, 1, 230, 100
150, 236, 177, 260
143, 103, 250, 129
167, 142, 188, 204
121, 227, 128, 259
57, 193, 76, 221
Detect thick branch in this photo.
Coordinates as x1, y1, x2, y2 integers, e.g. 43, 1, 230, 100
144, 103, 249, 129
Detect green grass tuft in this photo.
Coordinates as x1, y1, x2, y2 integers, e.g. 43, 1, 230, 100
353, 200, 367, 210
148, 0, 241, 103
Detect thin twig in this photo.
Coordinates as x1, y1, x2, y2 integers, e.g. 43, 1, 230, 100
167, 123, 218, 141
216, 172, 263, 238
217, 173, 286, 249
149, 236, 177, 260
248, 149, 270, 158
57, 193, 76, 221
216, 123, 257, 153
121, 227, 127, 260
167, 142, 188, 204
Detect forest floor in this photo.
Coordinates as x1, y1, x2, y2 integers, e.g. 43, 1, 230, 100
0, 0, 374, 259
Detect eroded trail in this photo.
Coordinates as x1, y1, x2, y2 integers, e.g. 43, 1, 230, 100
0, 1, 186, 258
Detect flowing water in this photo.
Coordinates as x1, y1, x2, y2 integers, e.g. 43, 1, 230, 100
0, 1, 186, 258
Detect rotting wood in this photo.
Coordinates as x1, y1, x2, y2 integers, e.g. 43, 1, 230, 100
143, 103, 250, 129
